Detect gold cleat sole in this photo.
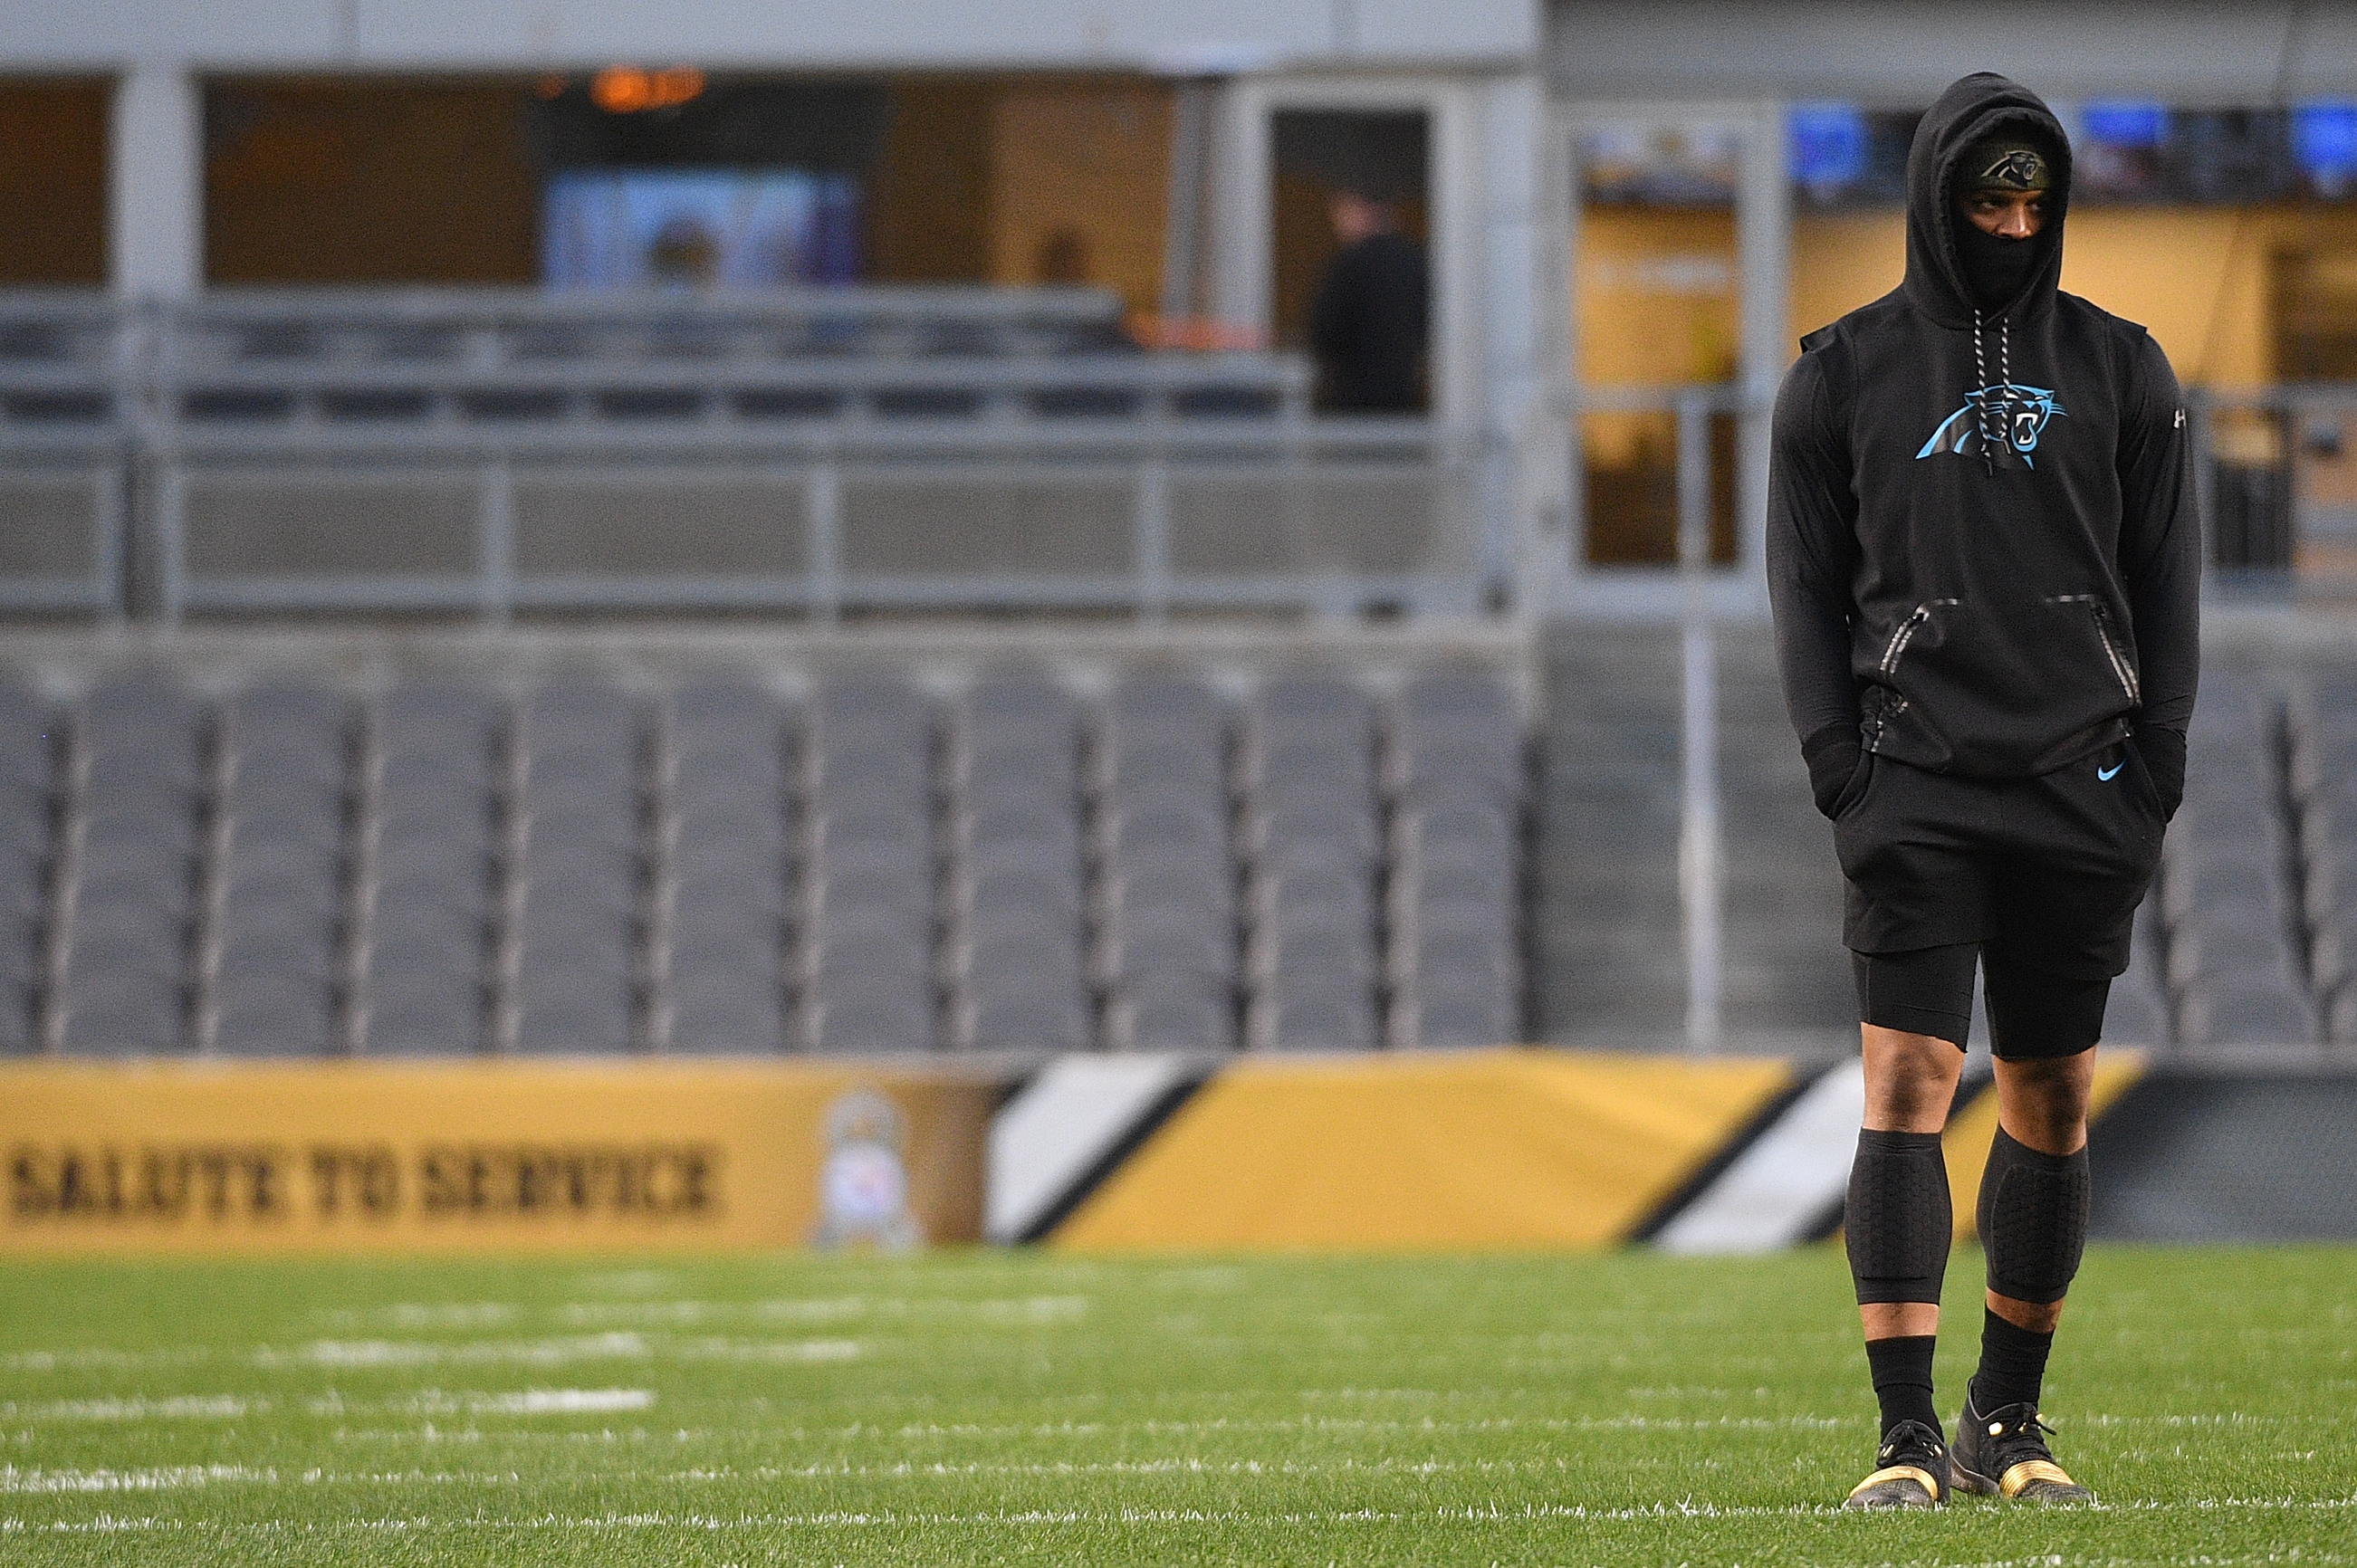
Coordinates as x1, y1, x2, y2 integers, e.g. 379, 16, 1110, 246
1954, 1457, 2096, 1505
1844, 1464, 1945, 1509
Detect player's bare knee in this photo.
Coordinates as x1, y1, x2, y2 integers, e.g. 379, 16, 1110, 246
1988, 1290, 2065, 1334
1995, 1056, 2094, 1155
1863, 1028, 1964, 1132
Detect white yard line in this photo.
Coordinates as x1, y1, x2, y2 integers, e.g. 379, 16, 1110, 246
0, 1395, 262, 1422
254, 1333, 652, 1370
7, 1494, 2351, 1535
471, 1390, 654, 1415
0, 1465, 274, 1495
673, 1339, 862, 1363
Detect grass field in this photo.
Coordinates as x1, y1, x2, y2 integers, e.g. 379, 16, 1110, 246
0, 1245, 2350, 1565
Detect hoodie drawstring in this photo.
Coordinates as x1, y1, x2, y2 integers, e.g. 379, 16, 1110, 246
1971, 310, 2012, 477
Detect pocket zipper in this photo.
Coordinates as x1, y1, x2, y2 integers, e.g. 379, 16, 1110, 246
2046, 594, 2141, 703
1878, 598, 1959, 675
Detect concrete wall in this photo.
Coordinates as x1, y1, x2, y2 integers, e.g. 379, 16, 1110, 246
10, 0, 1537, 71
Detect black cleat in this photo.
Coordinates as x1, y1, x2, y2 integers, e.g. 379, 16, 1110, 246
1843, 1419, 1951, 1509
1952, 1396, 2096, 1504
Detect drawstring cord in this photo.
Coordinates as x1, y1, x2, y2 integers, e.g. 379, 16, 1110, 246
1971, 310, 2012, 477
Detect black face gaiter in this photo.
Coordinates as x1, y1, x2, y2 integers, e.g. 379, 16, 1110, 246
1953, 216, 2048, 312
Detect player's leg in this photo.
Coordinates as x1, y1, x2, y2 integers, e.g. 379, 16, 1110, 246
1843, 944, 1975, 1509
1949, 741, 2160, 1503
1952, 953, 2105, 1504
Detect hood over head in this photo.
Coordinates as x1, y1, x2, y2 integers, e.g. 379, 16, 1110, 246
1904, 73, 2072, 327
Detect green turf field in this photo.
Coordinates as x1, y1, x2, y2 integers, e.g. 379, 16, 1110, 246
0, 1245, 2349, 1565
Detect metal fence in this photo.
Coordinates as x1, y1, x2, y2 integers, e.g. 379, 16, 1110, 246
0, 290, 1473, 621
1573, 380, 2357, 588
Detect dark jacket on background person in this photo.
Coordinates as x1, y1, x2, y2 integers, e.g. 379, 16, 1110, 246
1308, 231, 1429, 412
1768, 72, 2200, 822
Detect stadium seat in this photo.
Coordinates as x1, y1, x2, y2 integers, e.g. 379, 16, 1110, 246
1239, 677, 1381, 1051
800, 678, 937, 1051
804, 989, 935, 1055
1390, 671, 1523, 798
944, 678, 1085, 1050
657, 679, 790, 1051
505, 684, 643, 1054
1091, 677, 1237, 1049
202, 684, 350, 1056
1099, 970, 1225, 1053
0, 684, 54, 1054
2162, 681, 2323, 1048
1392, 983, 1519, 1050
2101, 973, 2171, 1047
356, 684, 497, 1055
1246, 982, 1378, 1053
55, 679, 203, 1056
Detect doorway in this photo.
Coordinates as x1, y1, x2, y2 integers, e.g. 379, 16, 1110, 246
1564, 103, 1787, 578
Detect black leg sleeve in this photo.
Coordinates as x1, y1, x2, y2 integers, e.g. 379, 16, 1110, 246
1977, 1126, 2091, 1305
1846, 1129, 1953, 1305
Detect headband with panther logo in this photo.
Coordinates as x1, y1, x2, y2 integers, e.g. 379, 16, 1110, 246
1961, 140, 2052, 193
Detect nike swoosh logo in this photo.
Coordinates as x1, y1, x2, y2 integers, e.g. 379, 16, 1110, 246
2098, 762, 2124, 781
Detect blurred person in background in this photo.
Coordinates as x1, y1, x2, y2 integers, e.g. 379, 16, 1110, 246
1768, 72, 2199, 1513
647, 215, 720, 287
1308, 189, 1428, 413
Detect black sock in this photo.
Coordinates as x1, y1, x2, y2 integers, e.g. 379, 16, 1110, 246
1969, 1308, 2054, 1415
1864, 1334, 1940, 1439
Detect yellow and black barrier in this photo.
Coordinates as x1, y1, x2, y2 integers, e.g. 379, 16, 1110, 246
0, 1059, 999, 1257
1034, 1049, 1794, 1252
1, 1047, 2170, 1258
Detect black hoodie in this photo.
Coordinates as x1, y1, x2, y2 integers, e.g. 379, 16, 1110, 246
1768, 73, 2199, 813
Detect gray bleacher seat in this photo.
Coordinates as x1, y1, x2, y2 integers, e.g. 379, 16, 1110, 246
1397, 985, 1519, 1050
802, 989, 934, 1055
506, 684, 641, 1055
1244, 674, 1376, 1051
0, 684, 53, 1053
1250, 985, 1378, 1053
358, 684, 495, 1054
1095, 677, 1236, 1051
2103, 903, 2173, 1047
656, 681, 789, 1053
1386, 674, 1523, 1049
1239, 677, 1380, 1051
800, 677, 935, 1052
56, 680, 202, 1055
206, 684, 350, 1055
1391, 671, 1522, 794
2287, 674, 2357, 1042
2163, 682, 2319, 1047
1113, 973, 1232, 1053
2179, 973, 2319, 1047
946, 679, 1086, 1051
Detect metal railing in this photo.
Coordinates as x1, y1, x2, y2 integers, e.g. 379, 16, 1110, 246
1572, 382, 2357, 587
0, 290, 1474, 621
2189, 385, 2357, 588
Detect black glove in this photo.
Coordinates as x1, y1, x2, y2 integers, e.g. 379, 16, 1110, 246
1802, 724, 1865, 820
2132, 724, 2186, 822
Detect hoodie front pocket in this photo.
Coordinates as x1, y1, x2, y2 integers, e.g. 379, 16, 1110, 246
2046, 594, 2141, 704
1869, 596, 2140, 772
1878, 598, 1959, 677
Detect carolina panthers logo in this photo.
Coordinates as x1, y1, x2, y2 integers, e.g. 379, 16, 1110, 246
1915, 384, 2065, 467
1977, 148, 2046, 189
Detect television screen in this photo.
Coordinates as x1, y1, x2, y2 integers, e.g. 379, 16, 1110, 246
541, 169, 860, 289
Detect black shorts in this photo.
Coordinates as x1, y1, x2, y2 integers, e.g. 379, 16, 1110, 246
1831, 741, 2164, 1049
1852, 942, 2110, 1057
1832, 741, 2164, 966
